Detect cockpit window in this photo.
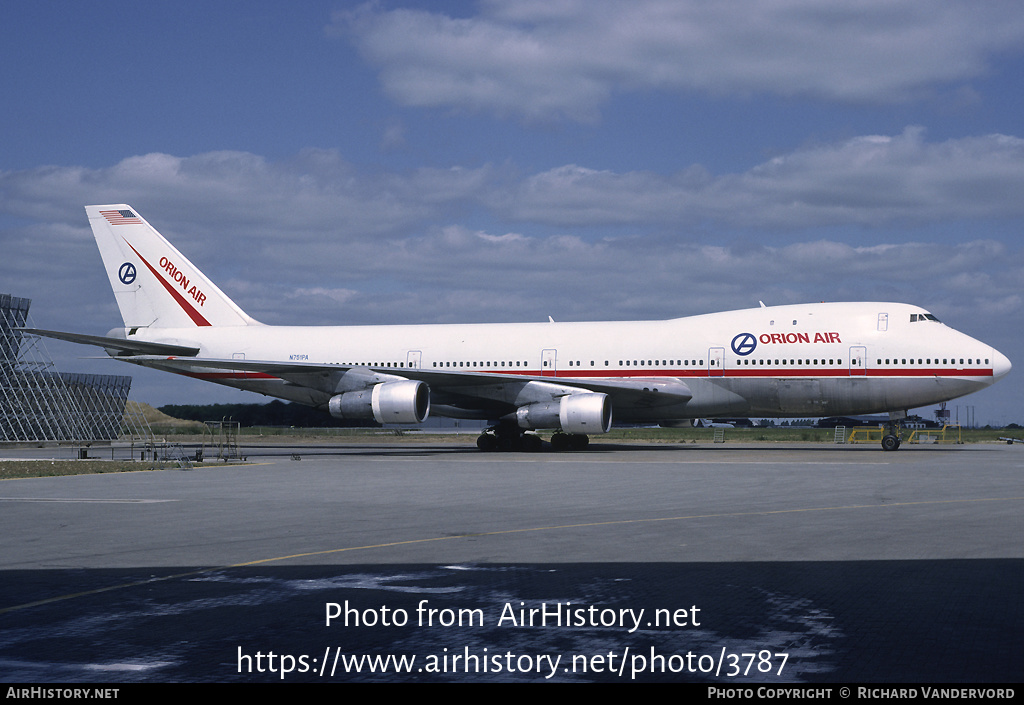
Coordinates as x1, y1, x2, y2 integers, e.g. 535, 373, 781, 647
911, 313, 941, 323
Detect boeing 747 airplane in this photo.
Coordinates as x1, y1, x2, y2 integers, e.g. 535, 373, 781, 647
26, 205, 1011, 451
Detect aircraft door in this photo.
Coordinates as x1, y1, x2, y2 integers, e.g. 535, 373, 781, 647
541, 349, 557, 377
232, 351, 248, 379
708, 347, 725, 377
406, 350, 422, 369
849, 346, 867, 376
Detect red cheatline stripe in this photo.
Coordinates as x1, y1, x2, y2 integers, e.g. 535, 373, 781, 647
184, 372, 279, 380
445, 368, 993, 379
169, 365, 991, 383
122, 239, 212, 326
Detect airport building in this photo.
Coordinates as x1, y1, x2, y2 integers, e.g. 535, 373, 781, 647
1, 293, 131, 443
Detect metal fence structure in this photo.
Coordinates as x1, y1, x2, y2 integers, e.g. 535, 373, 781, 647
1, 293, 133, 443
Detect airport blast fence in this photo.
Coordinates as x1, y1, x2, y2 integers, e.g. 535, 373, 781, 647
1, 293, 132, 443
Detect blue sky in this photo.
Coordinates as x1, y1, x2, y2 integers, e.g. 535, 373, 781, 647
2, 0, 1022, 424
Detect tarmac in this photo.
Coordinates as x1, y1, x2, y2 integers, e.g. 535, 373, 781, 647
0, 440, 1021, 683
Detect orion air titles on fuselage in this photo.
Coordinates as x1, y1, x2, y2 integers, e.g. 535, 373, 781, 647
731, 331, 843, 357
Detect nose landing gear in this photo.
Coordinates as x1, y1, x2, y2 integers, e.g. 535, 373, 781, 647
881, 416, 903, 451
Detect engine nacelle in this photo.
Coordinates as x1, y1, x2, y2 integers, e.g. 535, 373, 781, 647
515, 392, 612, 434
328, 380, 430, 424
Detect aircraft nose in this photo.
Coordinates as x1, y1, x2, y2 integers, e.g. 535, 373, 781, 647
992, 348, 1012, 380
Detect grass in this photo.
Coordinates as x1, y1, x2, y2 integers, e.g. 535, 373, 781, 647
0, 459, 169, 480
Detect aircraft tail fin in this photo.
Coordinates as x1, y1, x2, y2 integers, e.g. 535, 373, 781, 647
86, 204, 260, 329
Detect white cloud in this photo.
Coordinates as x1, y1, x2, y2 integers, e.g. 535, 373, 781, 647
496, 128, 1024, 227
3, 129, 1023, 246
336, 0, 1024, 121
2, 131, 1022, 330
0, 150, 491, 251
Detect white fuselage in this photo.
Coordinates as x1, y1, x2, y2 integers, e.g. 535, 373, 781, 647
131, 301, 1010, 422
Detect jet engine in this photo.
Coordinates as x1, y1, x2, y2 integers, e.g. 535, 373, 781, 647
515, 392, 612, 434
328, 380, 430, 424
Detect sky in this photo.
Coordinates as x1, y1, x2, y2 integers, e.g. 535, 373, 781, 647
2, 0, 1022, 425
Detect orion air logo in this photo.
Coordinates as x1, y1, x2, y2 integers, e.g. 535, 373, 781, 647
118, 262, 137, 285
158, 256, 208, 307
731, 332, 757, 356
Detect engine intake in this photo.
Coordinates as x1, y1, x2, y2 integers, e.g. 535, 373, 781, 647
515, 392, 612, 434
328, 380, 430, 424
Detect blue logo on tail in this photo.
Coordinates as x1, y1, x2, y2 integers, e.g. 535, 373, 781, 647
118, 262, 137, 285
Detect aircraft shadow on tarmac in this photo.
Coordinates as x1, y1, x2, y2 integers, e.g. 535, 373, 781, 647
233, 442, 973, 459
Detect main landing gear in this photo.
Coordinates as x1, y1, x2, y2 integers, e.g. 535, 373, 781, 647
476, 423, 589, 452
881, 419, 903, 452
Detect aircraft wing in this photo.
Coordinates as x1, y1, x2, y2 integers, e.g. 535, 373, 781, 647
123, 355, 692, 418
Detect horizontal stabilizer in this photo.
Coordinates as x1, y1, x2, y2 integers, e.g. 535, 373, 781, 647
21, 328, 200, 357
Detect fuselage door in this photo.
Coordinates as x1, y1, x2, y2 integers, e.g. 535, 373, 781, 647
542, 349, 557, 377
406, 350, 422, 369
709, 347, 725, 377
849, 346, 867, 376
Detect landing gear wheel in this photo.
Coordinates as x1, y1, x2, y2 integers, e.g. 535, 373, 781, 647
521, 433, 543, 452
550, 433, 589, 451
881, 434, 900, 452
496, 432, 521, 452
478, 424, 545, 452
568, 434, 590, 451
